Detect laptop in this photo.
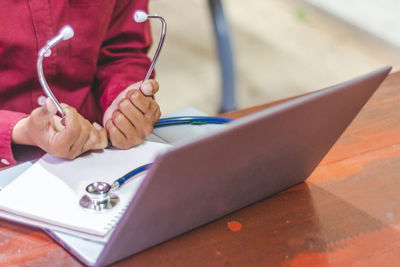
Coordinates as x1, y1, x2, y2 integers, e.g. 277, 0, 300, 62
1, 66, 392, 266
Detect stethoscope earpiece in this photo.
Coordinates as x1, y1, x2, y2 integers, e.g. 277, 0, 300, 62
133, 10, 148, 23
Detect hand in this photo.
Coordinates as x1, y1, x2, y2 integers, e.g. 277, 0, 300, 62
103, 80, 161, 149
12, 98, 108, 159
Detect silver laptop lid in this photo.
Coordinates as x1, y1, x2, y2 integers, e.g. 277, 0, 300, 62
73, 66, 392, 266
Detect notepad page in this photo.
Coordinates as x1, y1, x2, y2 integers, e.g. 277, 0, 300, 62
0, 141, 171, 238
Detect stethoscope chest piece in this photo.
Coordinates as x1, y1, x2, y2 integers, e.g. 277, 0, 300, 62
79, 182, 119, 212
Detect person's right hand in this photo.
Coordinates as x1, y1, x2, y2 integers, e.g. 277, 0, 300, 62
11, 98, 108, 159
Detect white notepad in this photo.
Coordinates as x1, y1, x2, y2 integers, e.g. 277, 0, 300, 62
0, 141, 171, 242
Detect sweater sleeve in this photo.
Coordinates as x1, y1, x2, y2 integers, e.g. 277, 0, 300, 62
0, 110, 28, 167
94, 0, 154, 113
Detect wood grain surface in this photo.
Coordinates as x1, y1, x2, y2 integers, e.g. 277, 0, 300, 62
1, 72, 399, 266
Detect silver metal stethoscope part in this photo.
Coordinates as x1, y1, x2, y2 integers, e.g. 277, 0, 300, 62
79, 182, 119, 212
37, 25, 74, 118
133, 11, 167, 92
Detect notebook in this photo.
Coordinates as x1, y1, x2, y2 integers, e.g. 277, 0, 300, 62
0, 141, 171, 242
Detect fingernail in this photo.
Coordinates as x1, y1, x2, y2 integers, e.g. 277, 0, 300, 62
141, 82, 153, 95
93, 122, 103, 131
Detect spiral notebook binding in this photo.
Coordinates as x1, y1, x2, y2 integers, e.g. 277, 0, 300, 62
103, 204, 129, 232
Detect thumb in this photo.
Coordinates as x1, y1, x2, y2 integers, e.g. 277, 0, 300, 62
140, 79, 159, 96
43, 98, 58, 118
31, 98, 58, 124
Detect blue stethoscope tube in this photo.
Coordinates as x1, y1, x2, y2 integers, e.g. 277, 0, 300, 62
111, 163, 151, 191
154, 116, 232, 128
110, 116, 232, 190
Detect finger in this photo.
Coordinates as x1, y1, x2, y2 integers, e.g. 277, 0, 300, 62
118, 99, 148, 129
53, 106, 81, 150
112, 110, 144, 143
52, 115, 65, 132
106, 119, 129, 149
101, 86, 135, 127
69, 116, 91, 156
152, 104, 162, 123
93, 122, 108, 149
83, 122, 108, 151
101, 80, 159, 126
140, 79, 159, 96
59, 103, 70, 126
144, 101, 161, 123
44, 98, 58, 116
126, 90, 160, 123
30, 98, 58, 126
126, 90, 152, 114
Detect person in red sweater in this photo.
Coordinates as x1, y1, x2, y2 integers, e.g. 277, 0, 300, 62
0, 0, 161, 168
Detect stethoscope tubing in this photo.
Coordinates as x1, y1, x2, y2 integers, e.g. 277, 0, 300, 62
37, 47, 66, 117
154, 116, 232, 128
109, 116, 232, 190
111, 163, 151, 191
142, 15, 166, 83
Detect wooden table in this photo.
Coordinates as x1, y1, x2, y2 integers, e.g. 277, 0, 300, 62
1, 72, 400, 266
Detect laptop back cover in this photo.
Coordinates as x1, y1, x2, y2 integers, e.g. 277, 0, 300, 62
96, 66, 391, 266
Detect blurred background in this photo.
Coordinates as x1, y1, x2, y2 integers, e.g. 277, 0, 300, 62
148, 0, 400, 115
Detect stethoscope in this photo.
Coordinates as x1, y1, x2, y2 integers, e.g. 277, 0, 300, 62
37, 11, 232, 212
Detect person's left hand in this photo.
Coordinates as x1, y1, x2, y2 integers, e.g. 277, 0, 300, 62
103, 80, 161, 149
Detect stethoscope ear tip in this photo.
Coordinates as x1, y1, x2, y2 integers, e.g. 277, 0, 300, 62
60, 25, 74, 40
133, 10, 148, 23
